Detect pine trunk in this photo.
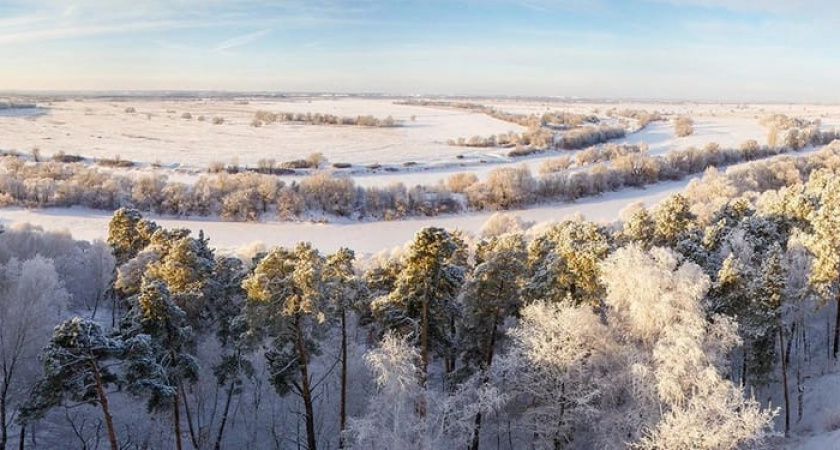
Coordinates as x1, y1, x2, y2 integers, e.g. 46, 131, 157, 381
1, 381, 6, 450
294, 317, 317, 450
470, 311, 500, 450
180, 383, 199, 449
338, 310, 347, 449
90, 359, 119, 450
779, 321, 791, 437
834, 295, 840, 358
173, 381, 184, 450
214, 361, 237, 450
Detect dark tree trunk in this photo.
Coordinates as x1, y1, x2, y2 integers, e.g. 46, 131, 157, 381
90, 359, 119, 450
1, 382, 7, 450
180, 384, 199, 449
470, 311, 500, 450
339, 310, 347, 449
294, 317, 317, 450
173, 388, 184, 450
214, 358, 238, 450
779, 321, 791, 437
834, 295, 840, 358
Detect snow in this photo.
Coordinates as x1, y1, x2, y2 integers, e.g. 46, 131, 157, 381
0, 98, 524, 169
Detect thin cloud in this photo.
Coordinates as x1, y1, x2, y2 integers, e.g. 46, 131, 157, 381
212, 29, 270, 52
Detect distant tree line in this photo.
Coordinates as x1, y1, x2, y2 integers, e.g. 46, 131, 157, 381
251, 110, 401, 128
395, 99, 599, 128
447, 124, 627, 154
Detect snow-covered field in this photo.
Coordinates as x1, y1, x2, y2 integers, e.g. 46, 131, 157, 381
0, 98, 525, 169
3, 96, 840, 256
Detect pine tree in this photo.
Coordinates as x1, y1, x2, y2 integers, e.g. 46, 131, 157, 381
804, 170, 840, 358
21, 318, 122, 450
370, 227, 467, 386
324, 248, 366, 448
652, 194, 695, 247
209, 256, 252, 450
759, 243, 790, 436
107, 208, 159, 266
524, 219, 611, 306
122, 278, 198, 450
459, 233, 527, 450
240, 243, 327, 450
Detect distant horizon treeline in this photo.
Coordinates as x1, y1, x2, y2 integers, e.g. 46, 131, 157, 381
251, 110, 402, 128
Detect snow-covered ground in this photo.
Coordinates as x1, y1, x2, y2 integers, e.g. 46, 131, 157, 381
0, 98, 524, 169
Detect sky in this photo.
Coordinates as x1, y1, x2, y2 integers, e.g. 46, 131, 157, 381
0, 0, 838, 101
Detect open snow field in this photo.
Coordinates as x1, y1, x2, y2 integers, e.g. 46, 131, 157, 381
0, 97, 525, 169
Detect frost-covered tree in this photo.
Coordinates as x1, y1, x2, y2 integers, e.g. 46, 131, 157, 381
803, 170, 840, 358
652, 194, 695, 247
371, 227, 467, 384
458, 233, 527, 450
524, 219, 611, 306
121, 278, 198, 450
601, 246, 775, 449
21, 318, 122, 450
107, 208, 159, 266
0, 257, 68, 450
324, 247, 366, 448
498, 300, 615, 448
240, 243, 327, 450
346, 333, 425, 449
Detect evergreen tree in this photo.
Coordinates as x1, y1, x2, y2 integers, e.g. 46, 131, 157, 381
652, 194, 695, 247
122, 278, 198, 450
759, 243, 790, 436
524, 219, 611, 306
324, 248, 366, 448
240, 243, 327, 450
804, 170, 840, 358
370, 227, 466, 385
21, 318, 122, 450
107, 208, 159, 266
458, 233, 527, 450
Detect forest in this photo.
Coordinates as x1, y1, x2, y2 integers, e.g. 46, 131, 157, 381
4, 143, 840, 449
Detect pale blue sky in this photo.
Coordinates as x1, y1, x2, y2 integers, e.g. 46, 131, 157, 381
0, 0, 837, 101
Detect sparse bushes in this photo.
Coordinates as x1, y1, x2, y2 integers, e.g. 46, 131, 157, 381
674, 116, 694, 137
52, 151, 84, 163
181, 112, 192, 119
538, 155, 572, 175
124, 106, 136, 113
212, 116, 225, 125
96, 155, 134, 168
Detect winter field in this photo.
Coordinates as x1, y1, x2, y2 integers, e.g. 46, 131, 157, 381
4, 95, 840, 449
1, 95, 839, 254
